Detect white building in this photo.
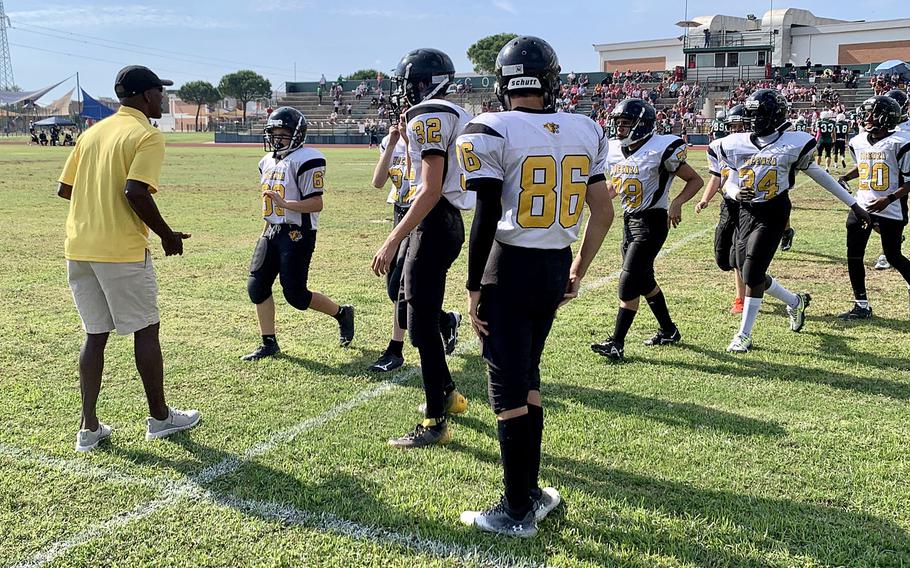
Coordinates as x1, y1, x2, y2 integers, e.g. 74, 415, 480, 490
593, 8, 910, 81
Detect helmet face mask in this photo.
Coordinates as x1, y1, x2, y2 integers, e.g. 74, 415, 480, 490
390, 49, 455, 116
263, 107, 307, 158
744, 89, 788, 136
859, 96, 901, 135
494, 36, 561, 111
725, 104, 749, 132
610, 98, 656, 147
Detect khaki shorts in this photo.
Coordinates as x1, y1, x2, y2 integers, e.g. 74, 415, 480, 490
67, 250, 160, 335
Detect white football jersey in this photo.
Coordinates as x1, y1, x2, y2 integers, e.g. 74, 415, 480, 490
378, 134, 413, 206
897, 119, 910, 133
405, 98, 476, 210
258, 147, 326, 229
605, 134, 687, 214
848, 130, 910, 222
717, 130, 817, 203
456, 109, 608, 250
707, 138, 739, 199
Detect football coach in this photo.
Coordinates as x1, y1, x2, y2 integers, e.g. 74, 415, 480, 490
58, 65, 200, 453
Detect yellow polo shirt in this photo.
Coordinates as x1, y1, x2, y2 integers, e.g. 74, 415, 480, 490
59, 106, 166, 262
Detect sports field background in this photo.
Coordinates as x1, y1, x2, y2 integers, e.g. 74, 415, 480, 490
1, 139, 909, 567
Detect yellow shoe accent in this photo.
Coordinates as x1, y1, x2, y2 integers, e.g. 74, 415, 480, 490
447, 390, 468, 415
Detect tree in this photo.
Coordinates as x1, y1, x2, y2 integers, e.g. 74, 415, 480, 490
346, 69, 381, 81
466, 33, 518, 75
218, 70, 272, 124
177, 80, 221, 131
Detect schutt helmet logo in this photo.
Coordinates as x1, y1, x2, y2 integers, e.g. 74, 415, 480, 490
543, 122, 559, 134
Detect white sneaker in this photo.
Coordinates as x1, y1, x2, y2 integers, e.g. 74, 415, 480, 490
146, 407, 201, 440
874, 255, 891, 270
75, 423, 112, 453
726, 333, 753, 353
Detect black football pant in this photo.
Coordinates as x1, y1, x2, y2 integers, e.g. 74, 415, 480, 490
736, 193, 791, 289
403, 199, 464, 419
618, 209, 669, 301
714, 197, 740, 272
846, 208, 910, 299
480, 242, 571, 414
387, 204, 450, 334
247, 225, 316, 310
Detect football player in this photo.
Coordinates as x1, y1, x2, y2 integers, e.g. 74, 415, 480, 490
243, 107, 355, 361
816, 110, 837, 172
837, 96, 910, 318
372, 48, 475, 448
368, 110, 462, 372
887, 89, 910, 132
591, 98, 704, 362
696, 104, 748, 314
711, 110, 727, 141
456, 36, 614, 538
834, 113, 850, 169
718, 89, 871, 353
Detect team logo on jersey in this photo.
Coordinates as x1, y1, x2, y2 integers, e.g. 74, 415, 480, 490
288, 230, 302, 242
543, 122, 560, 134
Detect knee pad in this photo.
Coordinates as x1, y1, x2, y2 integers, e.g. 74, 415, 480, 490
247, 276, 272, 305
407, 301, 441, 349
741, 260, 767, 288
283, 287, 313, 311
618, 270, 640, 302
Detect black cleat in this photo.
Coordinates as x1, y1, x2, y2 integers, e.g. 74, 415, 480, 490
439, 311, 462, 355
368, 352, 404, 372
591, 337, 624, 361
780, 228, 795, 251
241, 342, 280, 361
337, 305, 355, 346
460, 495, 538, 538
838, 303, 872, 320
643, 327, 681, 346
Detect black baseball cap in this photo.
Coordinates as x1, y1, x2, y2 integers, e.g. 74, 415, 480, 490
114, 65, 173, 98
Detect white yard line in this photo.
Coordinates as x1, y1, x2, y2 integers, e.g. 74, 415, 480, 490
10, 368, 420, 568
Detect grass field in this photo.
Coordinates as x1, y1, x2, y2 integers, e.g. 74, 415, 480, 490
1, 140, 909, 568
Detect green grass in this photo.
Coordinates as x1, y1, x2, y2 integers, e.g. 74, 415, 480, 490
1, 143, 909, 567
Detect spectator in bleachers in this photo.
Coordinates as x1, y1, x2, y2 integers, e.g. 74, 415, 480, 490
317, 85, 323, 105
345, 102, 353, 116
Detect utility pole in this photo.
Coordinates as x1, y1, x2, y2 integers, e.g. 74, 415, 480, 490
0, 0, 15, 90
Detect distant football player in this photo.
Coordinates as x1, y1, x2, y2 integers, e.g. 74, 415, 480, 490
368, 111, 461, 372
837, 96, 910, 319
242, 107, 354, 361
718, 89, 871, 353
711, 110, 727, 141
834, 112, 850, 169
590, 98, 704, 362
372, 49, 475, 448
456, 36, 614, 537
887, 89, 910, 132
815, 110, 837, 172
696, 104, 749, 314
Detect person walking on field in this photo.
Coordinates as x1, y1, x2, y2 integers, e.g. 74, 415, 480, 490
57, 65, 201, 453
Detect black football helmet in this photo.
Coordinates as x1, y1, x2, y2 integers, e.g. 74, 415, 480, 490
610, 98, 656, 147
885, 89, 908, 120
389, 48, 455, 117
264, 107, 307, 158
857, 95, 902, 132
725, 104, 750, 132
494, 36, 561, 111
744, 89, 788, 136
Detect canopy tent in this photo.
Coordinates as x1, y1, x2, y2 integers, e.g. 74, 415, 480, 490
80, 89, 115, 120
43, 89, 74, 116
875, 60, 910, 78
0, 78, 69, 105
34, 116, 75, 126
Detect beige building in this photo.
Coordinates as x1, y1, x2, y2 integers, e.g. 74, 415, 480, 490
594, 8, 910, 80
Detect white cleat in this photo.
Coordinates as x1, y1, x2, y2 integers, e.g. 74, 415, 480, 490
726, 333, 753, 353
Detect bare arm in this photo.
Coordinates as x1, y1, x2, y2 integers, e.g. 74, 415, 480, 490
695, 174, 721, 212
563, 180, 614, 305
668, 163, 704, 227
57, 182, 72, 200
371, 133, 400, 188
124, 180, 189, 255
269, 194, 324, 214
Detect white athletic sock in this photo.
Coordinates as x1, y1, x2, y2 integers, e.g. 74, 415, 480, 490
765, 278, 799, 308
739, 297, 762, 337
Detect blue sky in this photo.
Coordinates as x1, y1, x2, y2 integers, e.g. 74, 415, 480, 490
5, 0, 907, 100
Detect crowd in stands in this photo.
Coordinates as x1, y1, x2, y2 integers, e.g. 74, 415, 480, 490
871, 73, 909, 95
